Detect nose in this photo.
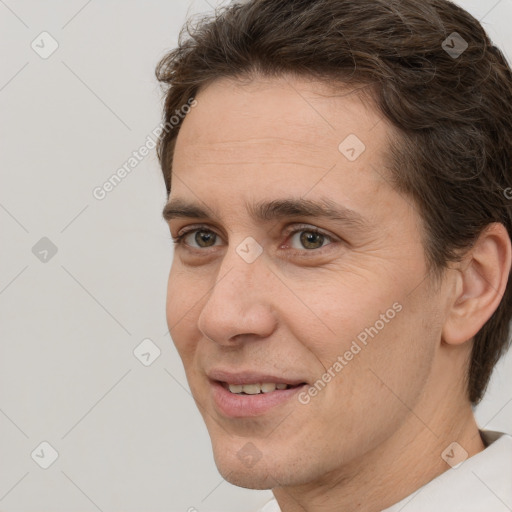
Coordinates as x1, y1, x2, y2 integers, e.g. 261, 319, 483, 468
196, 247, 278, 345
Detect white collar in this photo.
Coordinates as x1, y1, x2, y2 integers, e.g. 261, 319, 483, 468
383, 430, 512, 512
258, 430, 512, 512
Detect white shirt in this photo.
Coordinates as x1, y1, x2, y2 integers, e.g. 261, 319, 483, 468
257, 430, 512, 512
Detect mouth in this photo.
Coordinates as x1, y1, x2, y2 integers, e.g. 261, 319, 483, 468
209, 378, 308, 417
220, 381, 306, 395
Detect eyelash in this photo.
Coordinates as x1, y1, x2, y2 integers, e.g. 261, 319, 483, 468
171, 224, 337, 254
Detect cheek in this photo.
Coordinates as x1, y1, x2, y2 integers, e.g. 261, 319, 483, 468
166, 261, 203, 320
165, 266, 181, 327
166, 265, 202, 359
288, 273, 402, 366
293, 272, 438, 411
324, 285, 439, 420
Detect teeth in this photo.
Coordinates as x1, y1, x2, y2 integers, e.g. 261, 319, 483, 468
227, 382, 293, 394
260, 383, 277, 393
241, 384, 261, 395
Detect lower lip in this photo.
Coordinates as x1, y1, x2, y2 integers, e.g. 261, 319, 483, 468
210, 381, 307, 418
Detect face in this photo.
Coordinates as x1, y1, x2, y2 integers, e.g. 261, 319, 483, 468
164, 75, 445, 489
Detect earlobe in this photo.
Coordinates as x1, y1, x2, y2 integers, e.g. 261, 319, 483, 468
442, 223, 512, 346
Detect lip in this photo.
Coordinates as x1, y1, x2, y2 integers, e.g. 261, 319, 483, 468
207, 369, 307, 386
210, 380, 307, 417
207, 369, 308, 418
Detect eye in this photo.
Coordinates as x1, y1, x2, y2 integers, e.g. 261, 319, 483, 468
172, 224, 337, 253
286, 226, 335, 250
173, 227, 222, 249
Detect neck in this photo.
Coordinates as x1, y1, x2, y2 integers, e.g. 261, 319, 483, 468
272, 401, 484, 512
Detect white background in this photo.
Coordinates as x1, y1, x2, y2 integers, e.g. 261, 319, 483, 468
1, 1, 511, 511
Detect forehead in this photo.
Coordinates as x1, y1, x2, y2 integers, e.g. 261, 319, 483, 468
176, 74, 388, 161
170, 75, 396, 218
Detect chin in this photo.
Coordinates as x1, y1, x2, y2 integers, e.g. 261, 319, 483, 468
211, 440, 316, 490
210, 442, 278, 490
221, 467, 276, 490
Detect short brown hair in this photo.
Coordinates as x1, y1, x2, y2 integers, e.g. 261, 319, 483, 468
155, 0, 512, 404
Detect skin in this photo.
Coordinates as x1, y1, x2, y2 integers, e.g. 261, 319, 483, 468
164, 74, 511, 512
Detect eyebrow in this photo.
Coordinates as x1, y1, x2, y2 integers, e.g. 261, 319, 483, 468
162, 196, 370, 230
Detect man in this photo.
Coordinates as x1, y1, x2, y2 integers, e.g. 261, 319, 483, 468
156, 0, 512, 510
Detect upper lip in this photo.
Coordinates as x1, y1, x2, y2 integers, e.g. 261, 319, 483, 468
207, 369, 307, 386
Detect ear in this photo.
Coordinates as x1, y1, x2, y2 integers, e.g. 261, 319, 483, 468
442, 223, 511, 346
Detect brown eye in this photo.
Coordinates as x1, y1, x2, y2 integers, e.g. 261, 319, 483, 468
173, 228, 222, 249
299, 231, 325, 249
288, 228, 333, 250
193, 230, 217, 247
